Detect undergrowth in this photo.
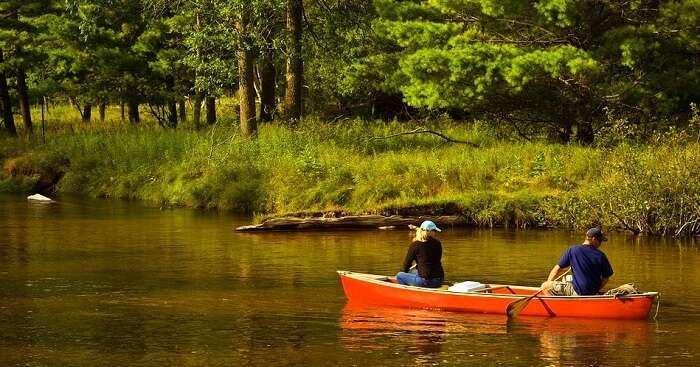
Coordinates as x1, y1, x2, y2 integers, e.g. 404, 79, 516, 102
2, 112, 699, 236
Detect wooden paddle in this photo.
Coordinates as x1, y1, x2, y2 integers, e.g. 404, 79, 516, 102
506, 268, 571, 318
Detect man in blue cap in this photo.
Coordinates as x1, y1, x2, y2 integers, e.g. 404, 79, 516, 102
541, 227, 614, 296
396, 220, 445, 288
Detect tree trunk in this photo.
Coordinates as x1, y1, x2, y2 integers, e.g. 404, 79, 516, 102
206, 97, 216, 124
82, 103, 92, 122
574, 103, 595, 145
260, 3, 277, 122
178, 100, 186, 122
576, 122, 595, 145
259, 62, 276, 122
284, 0, 303, 123
555, 104, 572, 143
0, 49, 17, 136
40, 96, 46, 143
16, 69, 32, 133
99, 103, 106, 122
10, 10, 31, 133
168, 101, 178, 128
192, 93, 203, 128
193, 12, 205, 128
238, 17, 257, 137
556, 122, 572, 144
128, 99, 140, 123
120, 102, 125, 121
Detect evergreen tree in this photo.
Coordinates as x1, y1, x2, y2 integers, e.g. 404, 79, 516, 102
0, 0, 56, 133
38, 1, 151, 123
344, 0, 700, 143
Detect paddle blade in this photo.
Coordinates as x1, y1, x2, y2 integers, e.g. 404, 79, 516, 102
506, 290, 542, 318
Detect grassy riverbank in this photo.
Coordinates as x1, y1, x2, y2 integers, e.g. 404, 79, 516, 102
1, 116, 699, 236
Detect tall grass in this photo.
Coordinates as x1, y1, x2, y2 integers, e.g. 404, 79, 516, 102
2, 111, 699, 236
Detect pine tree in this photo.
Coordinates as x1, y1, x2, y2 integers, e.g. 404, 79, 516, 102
0, 0, 56, 133
346, 0, 700, 144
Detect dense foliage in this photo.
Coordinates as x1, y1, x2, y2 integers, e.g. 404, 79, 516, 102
1, 1, 699, 236
340, 0, 700, 143
0, 1, 698, 142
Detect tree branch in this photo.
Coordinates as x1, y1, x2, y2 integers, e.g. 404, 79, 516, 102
369, 127, 479, 147
146, 103, 169, 128
69, 97, 85, 120
608, 203, 640, 235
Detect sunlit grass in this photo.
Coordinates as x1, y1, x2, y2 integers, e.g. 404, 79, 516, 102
2, 107, 699, 235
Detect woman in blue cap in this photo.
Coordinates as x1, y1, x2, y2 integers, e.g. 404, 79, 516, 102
395, 220, 445, 288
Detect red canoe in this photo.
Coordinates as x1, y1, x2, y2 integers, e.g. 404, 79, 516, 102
338, 271, 659, 320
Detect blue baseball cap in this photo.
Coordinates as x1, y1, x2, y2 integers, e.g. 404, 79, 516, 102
420, 220, 442, 232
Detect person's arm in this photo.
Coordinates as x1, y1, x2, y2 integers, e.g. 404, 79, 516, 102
546, 264, 562, 281
402, 243, 417, 273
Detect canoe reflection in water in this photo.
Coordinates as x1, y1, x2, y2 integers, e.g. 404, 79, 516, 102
510, 316, 653, 365
340, 302, 653, 365
340, 302, 485, 362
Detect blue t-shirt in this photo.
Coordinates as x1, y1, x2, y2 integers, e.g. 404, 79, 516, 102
557, 244, 613, 295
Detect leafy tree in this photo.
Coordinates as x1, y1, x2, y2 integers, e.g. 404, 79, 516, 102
302, 1, 389, 118
39, 0, 151, 123
156, 0, 238, 127
344, 0, 700, 144
133, 10, 195, 128
0, 0, 56, 132
146, 0, 271, 134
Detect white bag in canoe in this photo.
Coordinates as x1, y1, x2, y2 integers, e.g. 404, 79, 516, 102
448, 281, 486, 293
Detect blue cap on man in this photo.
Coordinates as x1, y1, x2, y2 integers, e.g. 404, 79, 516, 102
420, 220, 442, 232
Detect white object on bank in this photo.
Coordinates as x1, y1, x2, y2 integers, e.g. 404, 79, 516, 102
27, 194, 53, 202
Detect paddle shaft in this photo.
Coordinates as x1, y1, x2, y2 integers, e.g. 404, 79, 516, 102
506, 267, 571, 318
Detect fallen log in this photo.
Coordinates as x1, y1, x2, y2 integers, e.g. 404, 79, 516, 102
235, 214, 468, 232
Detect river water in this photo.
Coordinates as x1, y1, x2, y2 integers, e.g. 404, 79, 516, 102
0, 195, 698, 366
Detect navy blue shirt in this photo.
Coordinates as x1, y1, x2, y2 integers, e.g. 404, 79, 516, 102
557, 244, 613, 295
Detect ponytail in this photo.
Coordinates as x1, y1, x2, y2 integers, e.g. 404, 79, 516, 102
413, 228, 430, 242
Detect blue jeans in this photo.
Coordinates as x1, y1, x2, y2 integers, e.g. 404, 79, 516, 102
396, 270, 443, 288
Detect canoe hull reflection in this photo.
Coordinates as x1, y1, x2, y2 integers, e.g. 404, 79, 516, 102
337, 271, 657, 319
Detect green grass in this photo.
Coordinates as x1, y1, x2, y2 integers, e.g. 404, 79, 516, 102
2, 108, 700, 236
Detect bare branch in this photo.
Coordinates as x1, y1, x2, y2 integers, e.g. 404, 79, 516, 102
369, 127, 479, 147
